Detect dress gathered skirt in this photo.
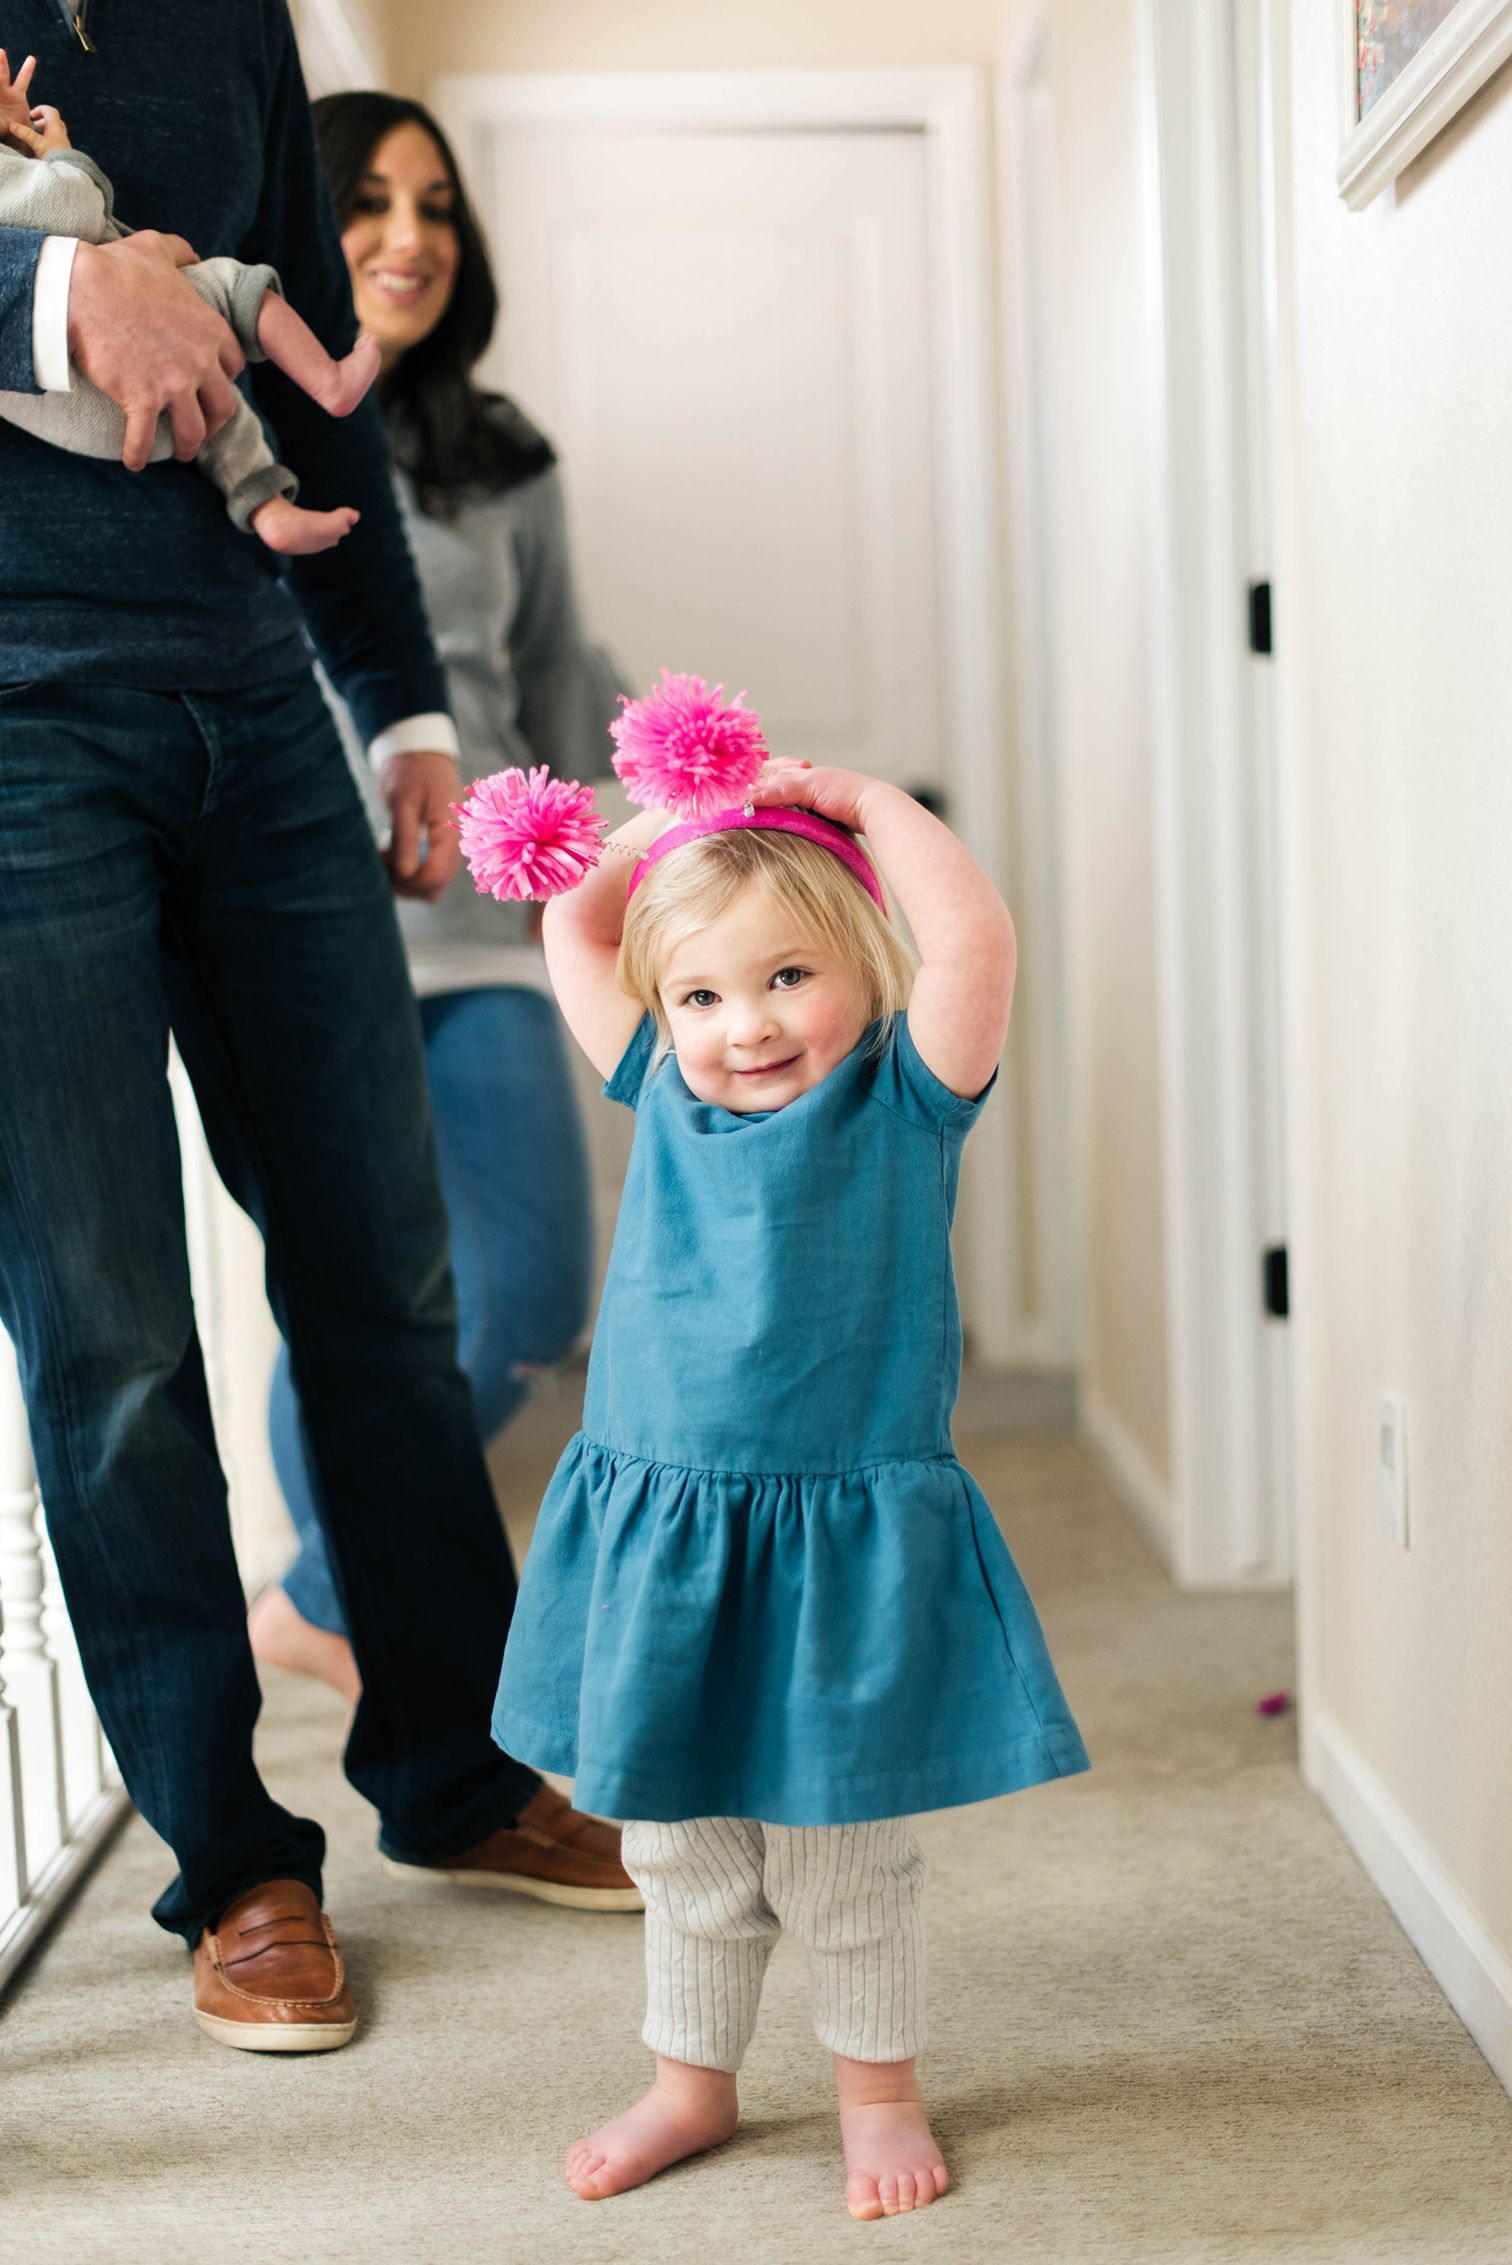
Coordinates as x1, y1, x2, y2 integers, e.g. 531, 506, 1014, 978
494, 1013, 1089, 1825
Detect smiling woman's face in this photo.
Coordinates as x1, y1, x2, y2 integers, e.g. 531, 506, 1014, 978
340, 122, 461, 372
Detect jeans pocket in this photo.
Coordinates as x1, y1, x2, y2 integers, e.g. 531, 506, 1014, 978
0, 682, 41, 707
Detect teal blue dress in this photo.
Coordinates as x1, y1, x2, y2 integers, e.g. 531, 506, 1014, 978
493, 1014, 1089, 1824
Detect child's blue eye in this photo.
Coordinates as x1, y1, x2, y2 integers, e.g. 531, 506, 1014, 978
684, 989, 718, 1009
771, 968, 808, 990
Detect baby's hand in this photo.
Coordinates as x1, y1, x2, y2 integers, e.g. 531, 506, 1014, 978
0, 53, 68, 155
0, 49, 37, 151
18, 105, 70, 155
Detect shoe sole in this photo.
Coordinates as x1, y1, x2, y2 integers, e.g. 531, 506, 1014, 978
380, 1856, 644, 1912
194, 2009, 356, 2053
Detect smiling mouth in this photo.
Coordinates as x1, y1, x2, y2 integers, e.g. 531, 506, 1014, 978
734, 1056, 800, 1079
368, 269, 432, 299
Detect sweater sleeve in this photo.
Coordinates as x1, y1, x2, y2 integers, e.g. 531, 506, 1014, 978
240, 3, 449, 745
509, 469, 624, 782
0, 227, 44, 394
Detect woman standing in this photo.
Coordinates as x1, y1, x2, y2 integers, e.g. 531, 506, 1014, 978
250, 92, 616, 1702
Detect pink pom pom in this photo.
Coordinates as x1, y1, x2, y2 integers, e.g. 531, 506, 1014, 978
455, 766, 606, 902
610, 669, 768, 819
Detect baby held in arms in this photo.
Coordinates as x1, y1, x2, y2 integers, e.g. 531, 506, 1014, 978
0, 49, 378, 554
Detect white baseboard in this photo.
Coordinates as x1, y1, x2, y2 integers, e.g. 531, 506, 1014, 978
1080, 1383, 1175, 1566
1312, 1709, 1512, 2098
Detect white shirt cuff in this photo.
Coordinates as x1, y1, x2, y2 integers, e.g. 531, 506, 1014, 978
368, 712, 461, 766
32, 235, 78, 393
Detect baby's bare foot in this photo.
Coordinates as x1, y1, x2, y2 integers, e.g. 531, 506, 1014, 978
250, 496, 359, 556
565, 2059, 737, 2200
834, 2054, 949, 2221
311, 330, 382, 417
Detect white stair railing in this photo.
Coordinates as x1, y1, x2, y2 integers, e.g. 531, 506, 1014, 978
0, 1327, 128, 1995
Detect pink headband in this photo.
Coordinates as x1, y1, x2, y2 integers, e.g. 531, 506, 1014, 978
454, 673, 888, 910
627, 805, 888, 913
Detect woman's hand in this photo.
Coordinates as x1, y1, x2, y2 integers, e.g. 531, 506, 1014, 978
378, 748, 464, 900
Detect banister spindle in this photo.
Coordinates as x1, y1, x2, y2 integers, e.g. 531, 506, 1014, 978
37, 1505, 103, 1829
0, 1330, 67, 1885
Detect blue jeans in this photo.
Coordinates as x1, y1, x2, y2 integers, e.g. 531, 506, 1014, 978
0, 672, 539, 1941
271, 987, 593, 1635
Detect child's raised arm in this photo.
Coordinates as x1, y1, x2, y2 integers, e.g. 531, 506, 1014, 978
751, 766, 1014, 1098
543, 808, 664, 1080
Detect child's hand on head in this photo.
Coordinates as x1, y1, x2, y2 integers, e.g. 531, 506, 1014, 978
749, 762, 871, 835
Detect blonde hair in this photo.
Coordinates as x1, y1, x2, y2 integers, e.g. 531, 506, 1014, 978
619, 827, 916, 1061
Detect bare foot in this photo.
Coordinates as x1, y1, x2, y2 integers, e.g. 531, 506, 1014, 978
565, 2058, 738, 2200
247, 1584, 362, 1706
250, 496, 359, 555
834, 2054, 949, 2221
306, 329, 382, 416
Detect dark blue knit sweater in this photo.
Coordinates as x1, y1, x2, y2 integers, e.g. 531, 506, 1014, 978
0, 0, 446, 742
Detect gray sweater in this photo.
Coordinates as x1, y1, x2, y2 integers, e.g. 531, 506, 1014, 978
340, 428, 622, 979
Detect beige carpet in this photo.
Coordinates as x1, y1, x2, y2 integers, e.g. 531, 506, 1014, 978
2, 1420, 1510, 2265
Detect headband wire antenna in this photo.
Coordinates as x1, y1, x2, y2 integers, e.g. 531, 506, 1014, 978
610, 670, 768, 820
455, 766, 607, 902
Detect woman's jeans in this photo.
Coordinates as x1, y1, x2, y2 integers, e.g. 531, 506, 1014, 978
271, 987, 593, 1637
0, 673, 539, 1940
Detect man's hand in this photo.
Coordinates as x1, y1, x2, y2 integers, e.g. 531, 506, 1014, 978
379, 749, 464, 902
67, 234, 245, 470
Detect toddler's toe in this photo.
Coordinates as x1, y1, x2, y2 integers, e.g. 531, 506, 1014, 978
564, 2140, 605, 2194
846, 2173, 884, 2222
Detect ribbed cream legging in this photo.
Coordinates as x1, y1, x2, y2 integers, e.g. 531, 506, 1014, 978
620, 1816, 928, 2073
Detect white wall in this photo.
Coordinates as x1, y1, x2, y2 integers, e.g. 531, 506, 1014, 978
383, 0, 1009, 92
1007, 0, 1174, 1504
1275, 0, 1512, 2072
291, 0, 386, 98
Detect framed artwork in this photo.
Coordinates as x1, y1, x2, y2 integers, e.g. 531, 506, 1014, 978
1337, 0, 1512, 204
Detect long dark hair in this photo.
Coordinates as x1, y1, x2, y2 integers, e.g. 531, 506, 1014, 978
312, 91, 554, 516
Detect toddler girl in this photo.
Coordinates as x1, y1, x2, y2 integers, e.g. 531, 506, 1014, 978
0, 49, 377, 553
463, 680, 1089, 2220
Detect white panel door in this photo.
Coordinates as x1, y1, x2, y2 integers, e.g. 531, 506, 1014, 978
472, 125, 943, 791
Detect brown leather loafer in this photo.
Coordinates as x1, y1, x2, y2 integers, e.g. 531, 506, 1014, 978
383, 1785, 643, 1911
193, 1878, 357, 2052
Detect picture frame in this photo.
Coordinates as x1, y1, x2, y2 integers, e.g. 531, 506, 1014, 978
1336, 0, 1512, 205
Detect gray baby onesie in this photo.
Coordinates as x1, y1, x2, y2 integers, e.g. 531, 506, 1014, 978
0, 145, 297, 530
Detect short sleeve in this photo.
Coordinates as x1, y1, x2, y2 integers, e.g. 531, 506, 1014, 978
603, 1015, 659, 1109
864, 1013, 998, 1138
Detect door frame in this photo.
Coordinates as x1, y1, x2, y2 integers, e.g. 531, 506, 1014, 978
1129, 0, 1294, 1585
998, 7, 1080, 1374
432, 64, 1037, 1364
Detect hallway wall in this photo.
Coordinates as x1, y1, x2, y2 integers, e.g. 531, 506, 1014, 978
1275, 4, 1512, 2025
1026, 0, 1174, 1511
381, 0, 1009, 91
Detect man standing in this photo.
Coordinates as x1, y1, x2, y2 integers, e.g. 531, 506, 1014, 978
0, 0, 634, 2052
